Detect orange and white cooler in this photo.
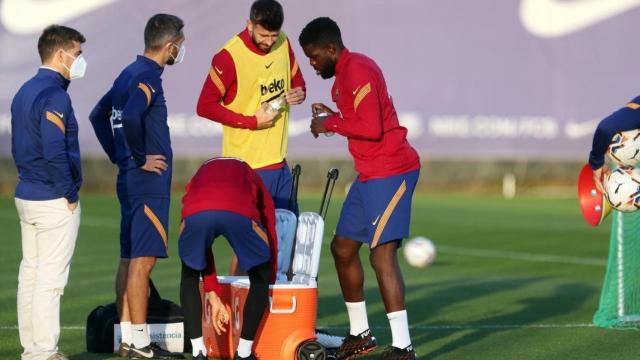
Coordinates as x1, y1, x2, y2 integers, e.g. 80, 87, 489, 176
231, 211, 326, 360
230, 281, 318, 360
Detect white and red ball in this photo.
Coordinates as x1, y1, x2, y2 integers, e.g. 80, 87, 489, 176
607, 129, 640, 167
403, 237, 436, 268
604, 167, 640, 212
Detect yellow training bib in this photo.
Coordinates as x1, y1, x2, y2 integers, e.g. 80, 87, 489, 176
221, 32, 292, 168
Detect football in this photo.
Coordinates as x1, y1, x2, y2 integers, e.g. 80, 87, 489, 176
604, 167, 640, 212
403, 237, 436, 268
607, 129, 640, 167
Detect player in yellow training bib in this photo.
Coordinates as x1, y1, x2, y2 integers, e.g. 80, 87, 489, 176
196, 0, 306, 214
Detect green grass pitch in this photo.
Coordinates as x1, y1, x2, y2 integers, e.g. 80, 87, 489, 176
0, 192, 639, 359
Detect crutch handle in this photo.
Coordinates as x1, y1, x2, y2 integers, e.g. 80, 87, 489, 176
320, 168, 339, 219
328, 168, 339, 180
288, 164, 302, 210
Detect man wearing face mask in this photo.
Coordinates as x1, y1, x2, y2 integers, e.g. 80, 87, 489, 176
89, 13, 185, 359
196, 0, 305, 215
10, 25, 85, 360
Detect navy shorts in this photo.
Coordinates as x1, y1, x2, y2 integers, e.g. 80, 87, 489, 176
129, 196, 170, 258
178, 210, 271, 272
256, 163, 298, 214
336, 170, 419, 248
117, 170, 133, 259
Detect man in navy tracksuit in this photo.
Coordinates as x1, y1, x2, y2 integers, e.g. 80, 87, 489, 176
11, 25, 85, 360
89, 14, 185, 359
589, 97, 640, 191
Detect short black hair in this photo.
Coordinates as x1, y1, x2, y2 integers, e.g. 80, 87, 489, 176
298, 17, 343, 48
37, 25, 85, 63
144, 14, 184, 51
250, 0, 284, 31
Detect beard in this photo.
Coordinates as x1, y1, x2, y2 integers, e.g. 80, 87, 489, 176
319, 60, 336, 79
251, 33, 272, 53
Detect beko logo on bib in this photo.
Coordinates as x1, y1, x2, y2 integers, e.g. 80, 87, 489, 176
260, 78, 285, 97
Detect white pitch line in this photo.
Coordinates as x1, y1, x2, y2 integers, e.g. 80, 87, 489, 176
438, 245, 607, 266
0, 324, 596, 331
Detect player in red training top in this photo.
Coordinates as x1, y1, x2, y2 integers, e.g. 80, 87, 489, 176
178, 158, 277, 360
299, 17, 420, 360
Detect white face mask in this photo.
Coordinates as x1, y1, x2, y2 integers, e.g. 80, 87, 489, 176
171, 43, 185, 65
62, 51, 87, 79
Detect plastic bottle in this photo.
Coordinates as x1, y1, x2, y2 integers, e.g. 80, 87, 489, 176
316, 112, 334, 137
267, 96, 286, 114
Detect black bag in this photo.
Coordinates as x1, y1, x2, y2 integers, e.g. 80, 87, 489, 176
86, 301, 118, 353
86, 279, 191, 353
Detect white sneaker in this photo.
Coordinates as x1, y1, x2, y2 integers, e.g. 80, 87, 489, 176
129, 342, 184, 359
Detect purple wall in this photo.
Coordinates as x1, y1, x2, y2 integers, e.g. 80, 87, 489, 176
2, 0, 640, 160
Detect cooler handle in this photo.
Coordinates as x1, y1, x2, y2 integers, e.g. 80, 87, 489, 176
269, 295, 297, 314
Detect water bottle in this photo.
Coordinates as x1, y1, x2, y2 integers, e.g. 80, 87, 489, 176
316, 111, 335, 137
267, 96, 286, 114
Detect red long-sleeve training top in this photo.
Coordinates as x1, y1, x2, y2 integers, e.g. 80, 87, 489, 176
323, 48, 421, 180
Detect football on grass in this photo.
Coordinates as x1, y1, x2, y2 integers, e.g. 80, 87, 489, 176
403, 237, 436, 268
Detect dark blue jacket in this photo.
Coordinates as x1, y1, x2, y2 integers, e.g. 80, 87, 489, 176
11, 68, 82, 203
90, 55, 172, 197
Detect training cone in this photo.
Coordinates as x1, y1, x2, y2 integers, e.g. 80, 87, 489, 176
578, 164, 612, 226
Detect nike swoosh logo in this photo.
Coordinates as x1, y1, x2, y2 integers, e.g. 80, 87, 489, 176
130, 348, 153, 358
214, 66, 223, 75
520, 0, 640, 38
564, 119, 599, 139
352, 86, 362, 95
372, 215, 381, 226
0, 0, 118, 35
265, 62, 274, 69
53, 111, 64, 119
